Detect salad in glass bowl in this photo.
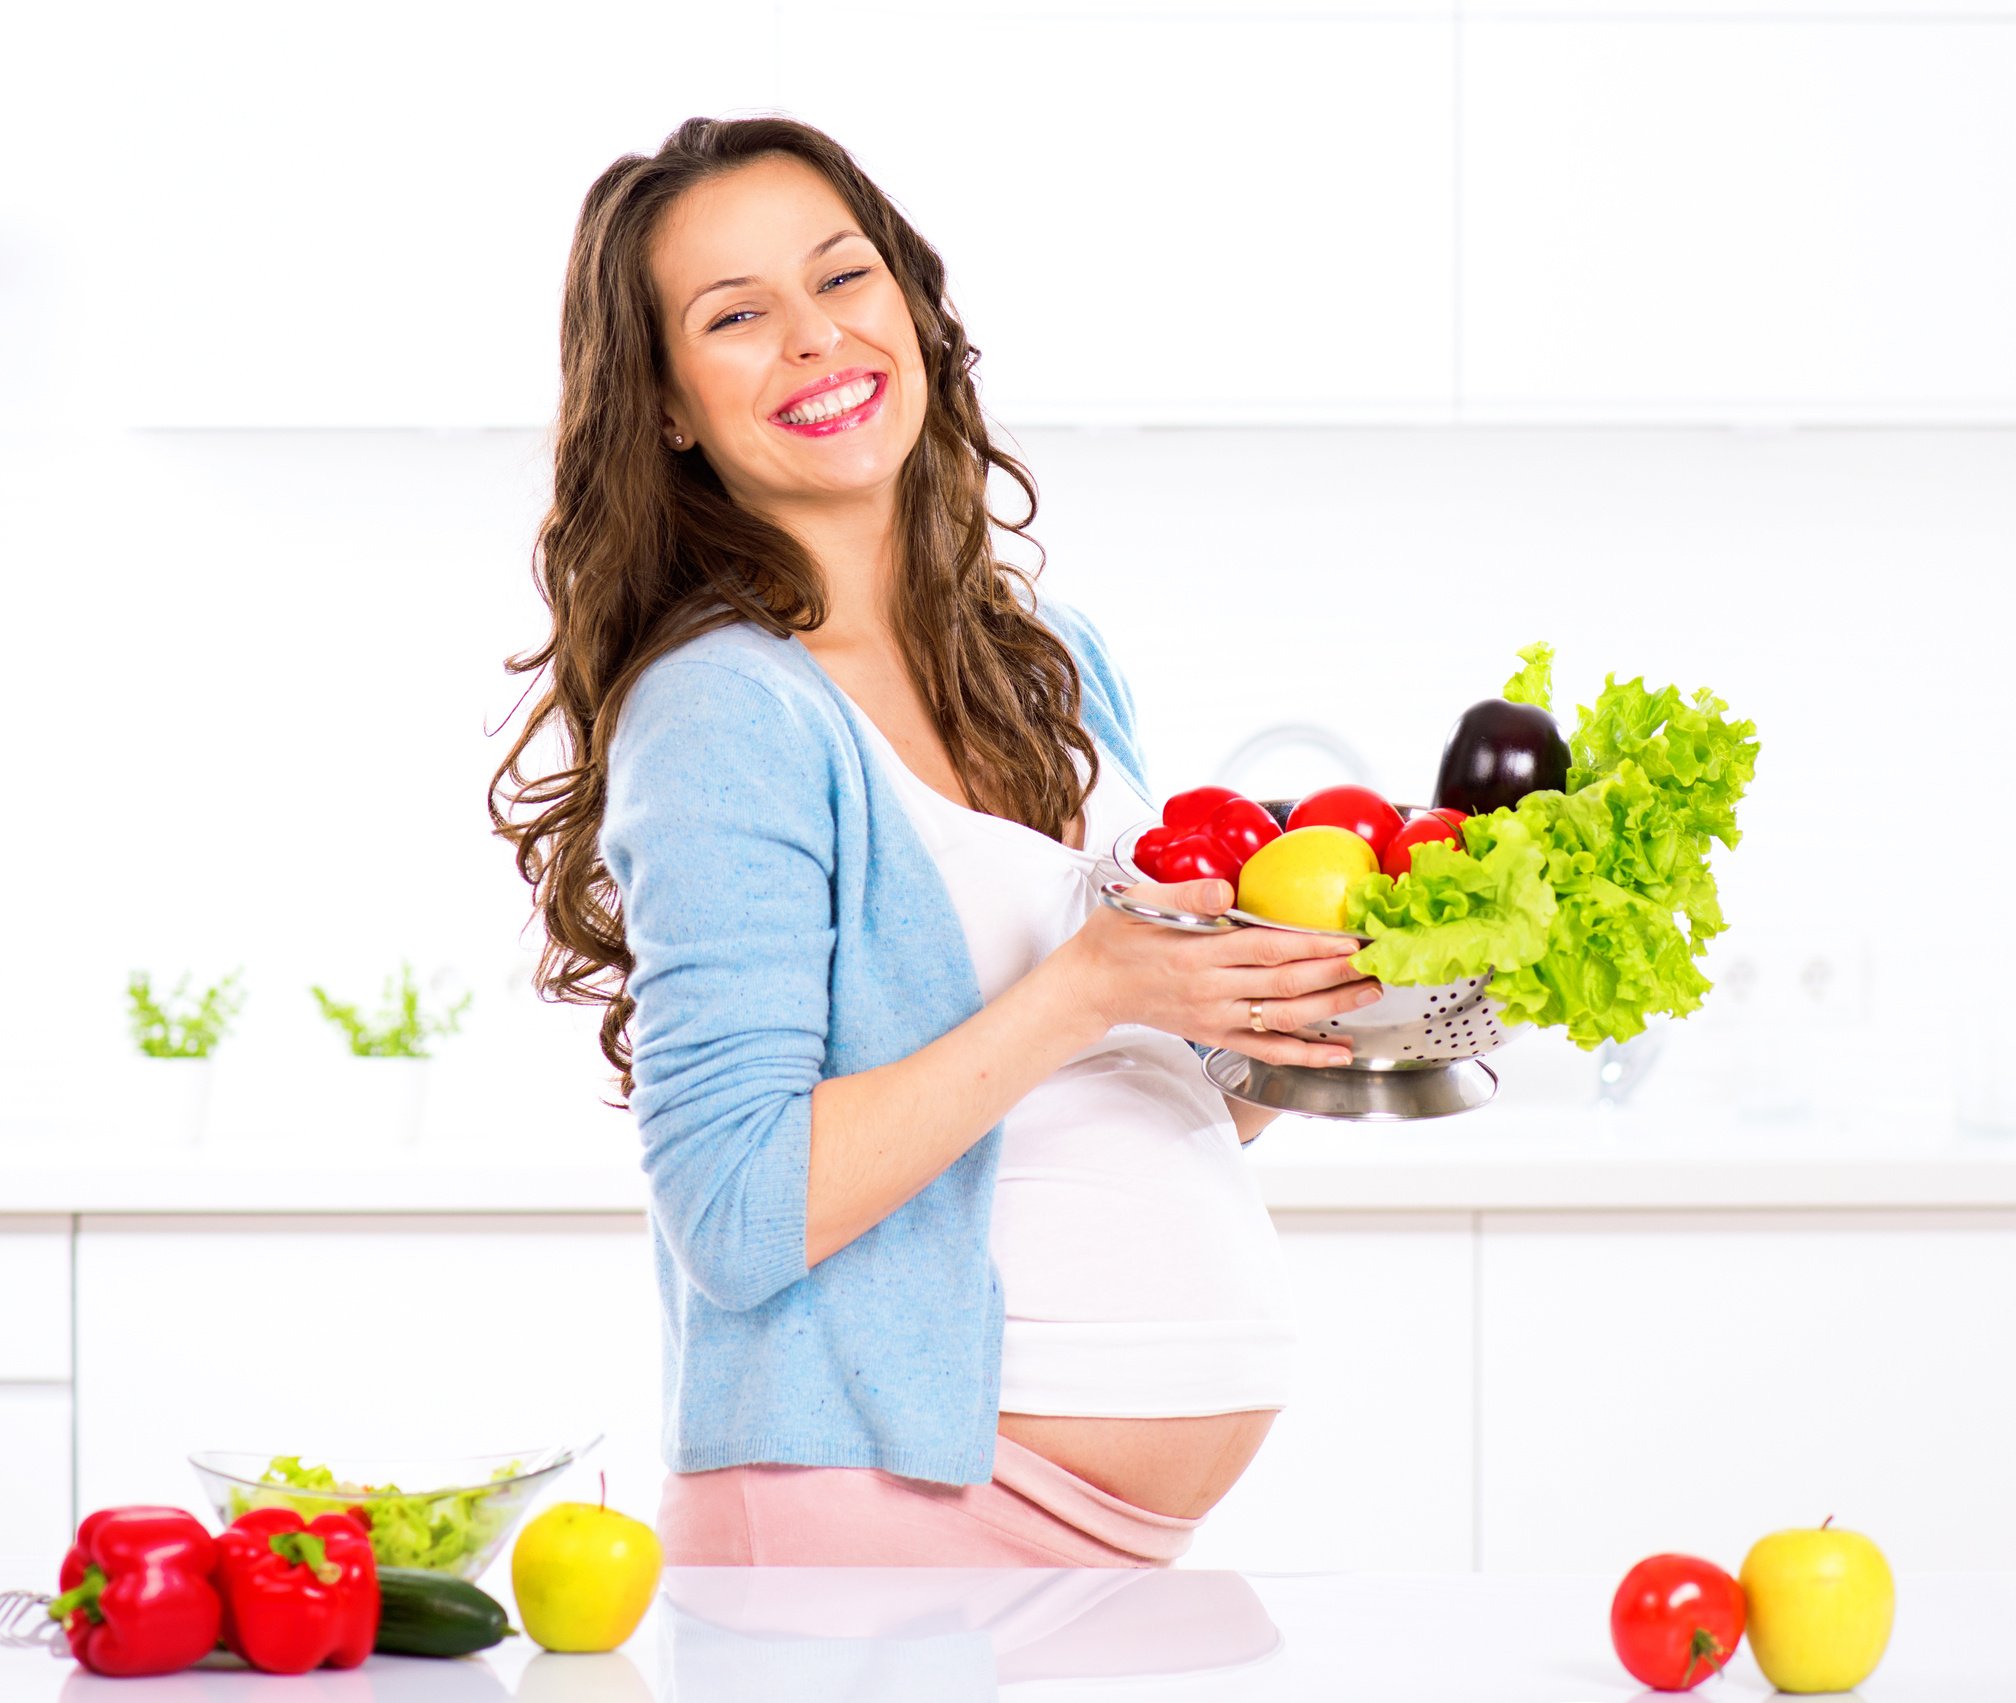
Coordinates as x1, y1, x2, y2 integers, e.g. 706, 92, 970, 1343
190, 1437, 601, 1581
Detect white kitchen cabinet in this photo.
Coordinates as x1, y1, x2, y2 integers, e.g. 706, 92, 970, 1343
773, 7, 1458, 423
61, 1208, 1471, 1575
1460, 18, 2016, 419
1476, 1210, 2016, 1574
73, 1215, 668, 1592
20, 4, 2013, 429
23, 1168, 2016, 1574
47, 6, 1459, 428
0, 1386, 72, 1558
0, 1219, 70, 1381
35, 3, 776, 429
1185, 1213, 1476, 1573
1468, 0, 2016, 14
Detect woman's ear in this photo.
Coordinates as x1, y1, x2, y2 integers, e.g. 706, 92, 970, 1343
657, 383, 688, 450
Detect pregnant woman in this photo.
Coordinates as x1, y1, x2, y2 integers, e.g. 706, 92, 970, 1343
489, 115, 1382, 1567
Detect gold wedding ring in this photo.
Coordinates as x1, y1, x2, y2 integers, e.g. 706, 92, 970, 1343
1249, 999, 1268, 1034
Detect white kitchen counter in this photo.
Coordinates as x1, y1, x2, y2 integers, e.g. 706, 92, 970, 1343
1, 1557, 2008, 1699
4, 1103, 2015, 1213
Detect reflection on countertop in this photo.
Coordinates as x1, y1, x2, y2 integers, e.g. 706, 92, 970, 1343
655, 1566, 1279, 1697
6, 1564, 2014, 1701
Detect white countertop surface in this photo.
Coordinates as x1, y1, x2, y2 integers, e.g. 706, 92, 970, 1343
5, 1103, 2016, 1214
2, 1556, 2008, 1699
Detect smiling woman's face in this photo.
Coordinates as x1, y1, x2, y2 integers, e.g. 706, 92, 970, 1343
649, 153, 928, 515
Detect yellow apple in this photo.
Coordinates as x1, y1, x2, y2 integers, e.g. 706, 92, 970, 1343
1236, 825, 1378, 932
511, 1479, 663, 1654
1738, 1518, 1894, 1693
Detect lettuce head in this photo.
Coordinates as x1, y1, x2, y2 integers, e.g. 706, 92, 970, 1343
1340, 652, 1761, 1049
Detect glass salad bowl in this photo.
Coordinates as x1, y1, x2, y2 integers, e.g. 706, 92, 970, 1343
189, 1435, 602, 1580
1105, 801, 1514, 1121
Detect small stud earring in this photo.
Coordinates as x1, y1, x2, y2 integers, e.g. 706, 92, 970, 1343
671, 432, 684, 446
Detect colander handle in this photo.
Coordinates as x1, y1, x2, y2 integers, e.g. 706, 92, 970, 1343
1096, 879, 1245, 933
0, 1589, 62, 1653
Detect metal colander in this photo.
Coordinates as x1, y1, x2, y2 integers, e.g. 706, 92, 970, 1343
1099, 801, 1514, 1121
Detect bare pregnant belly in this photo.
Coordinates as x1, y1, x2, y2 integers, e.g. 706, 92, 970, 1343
996, 1409, 1280, 1521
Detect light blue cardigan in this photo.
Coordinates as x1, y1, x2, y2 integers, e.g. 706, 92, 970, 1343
599, 583, 1209, 1486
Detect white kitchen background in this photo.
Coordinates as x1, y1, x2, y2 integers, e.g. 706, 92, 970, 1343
4, 0, 2015, 1585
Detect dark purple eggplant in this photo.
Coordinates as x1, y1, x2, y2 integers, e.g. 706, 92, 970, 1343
1431, 698, 1569, 816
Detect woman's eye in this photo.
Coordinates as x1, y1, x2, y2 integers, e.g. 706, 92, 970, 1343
706, 269, 870, 333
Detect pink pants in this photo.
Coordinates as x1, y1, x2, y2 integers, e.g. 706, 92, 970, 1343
656, 1431, 1203, 1567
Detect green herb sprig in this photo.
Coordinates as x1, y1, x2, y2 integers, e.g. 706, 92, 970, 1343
309, 960, 473, 1059
126, 968, 248, 1059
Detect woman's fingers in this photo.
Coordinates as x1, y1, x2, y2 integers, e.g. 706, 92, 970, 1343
1280, 954, 1379, 998
1233, 1029, 1356, 1068
1210, 926, 1371, 974
1222, 969, 1385, 1068
1273, 979, 1379, 1035
1204, 951, 1378, 1002
1154, 914, 1380, 1064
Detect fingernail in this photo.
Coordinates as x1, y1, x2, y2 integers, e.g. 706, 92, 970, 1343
1353, 986, 1383, 1008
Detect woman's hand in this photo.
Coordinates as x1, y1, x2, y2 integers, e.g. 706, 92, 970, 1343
1062, 877, 1382, 1067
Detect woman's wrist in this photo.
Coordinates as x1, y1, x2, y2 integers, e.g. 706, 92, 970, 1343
1221, 1091, 1280, 1146
1037, 938, 1118, 1053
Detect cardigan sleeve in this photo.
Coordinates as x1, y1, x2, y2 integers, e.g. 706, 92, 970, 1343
599, 658, 834, 1313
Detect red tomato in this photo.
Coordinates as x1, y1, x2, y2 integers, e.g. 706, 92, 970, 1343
1202, 798, 1281, 864
1381, 808, 1469, 878
1610, 1554, 1746, 1692
1157, 831, 1243, 886
1133, 824, 1182, 880
1163, 786, 1243, 834
1286, 784, 1404, 859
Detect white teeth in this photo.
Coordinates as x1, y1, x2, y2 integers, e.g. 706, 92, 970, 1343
776, 376, 877, 424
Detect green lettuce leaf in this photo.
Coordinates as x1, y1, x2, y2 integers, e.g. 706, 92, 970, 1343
225, 1453, 526, 1574
1474, 765, 1720, 1043
1342, 815, 1555, 987
1567, 673, 1760, 850
1338, 653, 1761, 1049
1501, 641, 1555, 711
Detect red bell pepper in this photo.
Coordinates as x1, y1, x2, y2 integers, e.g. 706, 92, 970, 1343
49, 1505, 222, 1677
214, 1506, 379, 1674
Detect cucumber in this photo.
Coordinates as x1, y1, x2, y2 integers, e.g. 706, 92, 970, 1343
373, 1567, 514, 1658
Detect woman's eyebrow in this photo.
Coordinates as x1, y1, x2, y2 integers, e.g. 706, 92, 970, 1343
683, 229, 868, 325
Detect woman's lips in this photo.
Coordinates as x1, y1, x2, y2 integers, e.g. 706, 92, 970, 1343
770, 374, 887, 437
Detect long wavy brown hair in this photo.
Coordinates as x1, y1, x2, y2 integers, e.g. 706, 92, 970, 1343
486, 114, 1102, 1109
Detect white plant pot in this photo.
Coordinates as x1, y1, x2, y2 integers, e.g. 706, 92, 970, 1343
1959, 1046, 2016, 1137
112, 1056, 217, 1145
323, 1056, 431, 1148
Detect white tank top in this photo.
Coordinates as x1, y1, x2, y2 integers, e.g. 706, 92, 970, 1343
838, 700, 1298, 1417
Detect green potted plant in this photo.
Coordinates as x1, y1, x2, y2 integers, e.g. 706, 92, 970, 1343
124, 967, 247, 1143
308, 960, 473, 1145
